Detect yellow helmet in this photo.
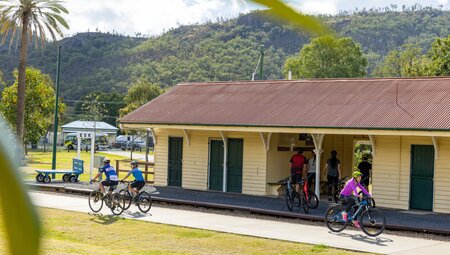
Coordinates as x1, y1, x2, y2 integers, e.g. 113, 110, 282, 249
352, 171, 362, 178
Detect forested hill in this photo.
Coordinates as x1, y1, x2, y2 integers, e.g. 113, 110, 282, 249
0, 7, 448, 100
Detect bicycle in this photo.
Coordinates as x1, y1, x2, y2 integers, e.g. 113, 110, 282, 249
88, 180, 125, 215
118, 181, 152, 213
325, 195, 386, 237
282, 176, 318, 214
333, 176, 348, 203
299, 178, 319, 210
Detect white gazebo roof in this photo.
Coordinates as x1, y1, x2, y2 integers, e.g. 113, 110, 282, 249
61, 121, 118, 133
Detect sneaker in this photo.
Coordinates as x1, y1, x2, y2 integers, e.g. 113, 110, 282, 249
328, 196, 332, 202
352, 220, 361, 228
341, 211, 348, 221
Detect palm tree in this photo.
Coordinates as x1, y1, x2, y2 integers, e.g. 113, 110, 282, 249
0, 0, 69, 144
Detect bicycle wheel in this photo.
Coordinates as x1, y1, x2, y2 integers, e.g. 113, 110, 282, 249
119, 189, 132, 210
301, 193, 309, 214
284, 188, 294, 211
307, 190, 319, 209
325, 205, 347, 232
293, 191, 300, 207
360, 208, 386, 237
88, 190, 103, 213
137, 191, 152, 213
110, 193, 125, 215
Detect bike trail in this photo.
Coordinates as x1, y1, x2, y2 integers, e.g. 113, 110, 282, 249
30, 192, 449, 255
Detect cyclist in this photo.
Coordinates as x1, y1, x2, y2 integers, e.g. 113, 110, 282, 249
120, 160, 145, 199
289, 148, 307, 193
339, 171, 371, 228
358, 155, 372, 188
91, 158, 119, 194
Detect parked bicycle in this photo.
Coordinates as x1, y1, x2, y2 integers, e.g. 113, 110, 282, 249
325, 195, 385, 236
333, 176, 348, 203
283, 176, 319, 214
300, 178, 319, 210
119, 181, 152, 213
88, 180, 125, 215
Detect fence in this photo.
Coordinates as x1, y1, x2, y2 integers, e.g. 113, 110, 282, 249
115, 159, 154, 184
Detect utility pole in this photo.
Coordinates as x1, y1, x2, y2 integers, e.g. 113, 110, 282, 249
51, 45, 62, 178
259, 45, 264, 80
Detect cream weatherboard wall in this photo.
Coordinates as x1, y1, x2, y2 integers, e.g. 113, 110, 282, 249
432, 137, 450, 214
153, 128, 267, 195
373, 135, 450, 213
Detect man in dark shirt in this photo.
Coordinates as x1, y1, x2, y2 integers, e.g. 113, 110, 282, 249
358, 156, 372, 188
290, 148, 307, 193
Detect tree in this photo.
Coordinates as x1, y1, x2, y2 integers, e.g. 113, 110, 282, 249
283, 36, 367, 79
428, 35, 450, 76
119, 80, 163, 117
75, 91, 125, 126
0, 67, 65, 150
373, 43, 432, 77
0, 0, 69, 144
76, 92, 107, 124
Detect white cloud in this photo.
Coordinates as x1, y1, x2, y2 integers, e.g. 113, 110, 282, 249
63, 0, 250, 36
62, 0, 450, 37
292, 1, 339, 14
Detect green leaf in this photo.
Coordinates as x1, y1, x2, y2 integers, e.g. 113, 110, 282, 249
249, 0, 330, 36
0, 118, 41, 255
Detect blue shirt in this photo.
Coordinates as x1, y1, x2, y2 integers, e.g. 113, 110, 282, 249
100, 164, 118, 181
130, 167, 144, 181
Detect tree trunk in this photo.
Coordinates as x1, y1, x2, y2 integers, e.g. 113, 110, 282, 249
16, 16, 29, 145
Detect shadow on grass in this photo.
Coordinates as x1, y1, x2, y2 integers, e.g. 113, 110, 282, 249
328, 231, 393, 246
89, 212, 121, 225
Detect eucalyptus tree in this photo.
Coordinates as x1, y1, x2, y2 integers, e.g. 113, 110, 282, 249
0, 0, 69, 144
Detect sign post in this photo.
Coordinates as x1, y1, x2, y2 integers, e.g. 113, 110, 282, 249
77, 132, 95, 182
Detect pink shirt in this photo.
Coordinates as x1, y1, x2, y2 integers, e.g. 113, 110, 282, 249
340, 178, 370, 197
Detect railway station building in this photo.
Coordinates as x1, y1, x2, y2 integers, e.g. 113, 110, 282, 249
120, 77, 450, 214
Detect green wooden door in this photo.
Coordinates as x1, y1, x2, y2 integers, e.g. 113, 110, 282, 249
227, 138, 243, 193
209, 140, 224, 191
410, 145, 434, 211
168, 137, 183, 187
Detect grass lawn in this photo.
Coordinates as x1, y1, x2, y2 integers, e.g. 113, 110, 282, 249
22, 151, 150, 182
0, 208, 369, 255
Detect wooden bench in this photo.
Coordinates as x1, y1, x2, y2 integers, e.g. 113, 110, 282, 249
35, 158, 84, 183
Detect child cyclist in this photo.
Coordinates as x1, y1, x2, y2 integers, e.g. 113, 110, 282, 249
120, 161, 145, 199
339, 171, 371, 228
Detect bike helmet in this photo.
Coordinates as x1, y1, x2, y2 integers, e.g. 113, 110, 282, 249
352, 171, 362, 178
130, 160, 138, 166
103, 158, 110, 164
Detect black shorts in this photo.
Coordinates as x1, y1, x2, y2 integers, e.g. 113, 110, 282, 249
361, 176, 370, 188
131, 180, 145, 191
291, 173, 303, 185
101, 180, 118, 191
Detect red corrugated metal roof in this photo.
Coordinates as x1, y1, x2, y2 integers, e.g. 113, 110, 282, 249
120, 77, 450, 130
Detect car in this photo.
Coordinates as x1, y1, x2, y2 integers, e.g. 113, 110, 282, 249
121, 141, 142, 151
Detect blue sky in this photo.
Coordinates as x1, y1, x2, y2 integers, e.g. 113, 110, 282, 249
63, 0, 450, 37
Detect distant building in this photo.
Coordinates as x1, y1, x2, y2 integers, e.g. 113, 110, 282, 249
61, 120, 118, 144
